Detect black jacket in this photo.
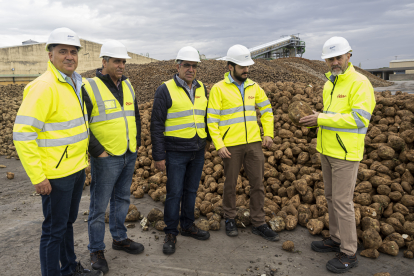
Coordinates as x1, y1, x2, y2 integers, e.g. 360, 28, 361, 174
151, 75, 211, 161
82, 69, 141, 158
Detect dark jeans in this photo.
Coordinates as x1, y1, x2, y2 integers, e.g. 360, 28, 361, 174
164, 148, 205, 235
88, 151, 137, 252
40, 169, 86, 276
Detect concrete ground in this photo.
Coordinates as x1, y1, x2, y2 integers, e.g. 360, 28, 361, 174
374, 81, 414, 94
0, 156, 413, 276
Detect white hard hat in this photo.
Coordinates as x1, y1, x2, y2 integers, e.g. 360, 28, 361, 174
225, 44, 254, 66
321, 36, 352, 60
99, 40, 131, 59
45, 27, 82, 51
176, 46, 201, 62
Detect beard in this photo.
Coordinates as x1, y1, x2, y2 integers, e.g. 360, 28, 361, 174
330, 63, 348, 76
233, 69, 248, 83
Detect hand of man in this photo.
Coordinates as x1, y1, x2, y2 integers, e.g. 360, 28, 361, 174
35, 178, 52, 195
218, 147, 231, 159
299, 111, 319, 127
205, 141, 211, 154
262, 136, 273, 148
98, 151, 109, 158
155, 160, 166, 171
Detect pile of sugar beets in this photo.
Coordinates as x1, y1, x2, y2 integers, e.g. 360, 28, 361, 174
121, 81, 414, 260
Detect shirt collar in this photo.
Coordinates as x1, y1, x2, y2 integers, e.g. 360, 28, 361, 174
175, 74, 197, 88
58, 69, 82, 84
228, 73, 244, 87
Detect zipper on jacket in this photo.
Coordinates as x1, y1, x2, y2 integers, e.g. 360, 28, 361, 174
336, 133, 348, 161
222, 127, 230, 140
56, 146, 69, 168
321, 76, 337, 154
242, 94, 248, 144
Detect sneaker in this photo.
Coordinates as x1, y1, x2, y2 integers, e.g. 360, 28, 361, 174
112, 238, 144, 254
90, 250, 109, 274
180, 224, 210, 240
252, 224, 280, 241
225, 219, 238, 237
326, 252, 358, 274
311, 237, 341, 253
163, 233, 176, 255
73, 261, 103, 276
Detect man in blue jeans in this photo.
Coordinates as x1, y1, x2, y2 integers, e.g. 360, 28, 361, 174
82, 40, 143, 274
151, 46, 211, 255
13, 28, 101, 276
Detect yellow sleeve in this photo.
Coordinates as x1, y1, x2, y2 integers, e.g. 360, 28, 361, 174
13, 81, 53, 184
207, 85, 225, 150
255, 86, 274, 138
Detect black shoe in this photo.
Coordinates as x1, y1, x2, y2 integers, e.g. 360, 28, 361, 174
180, 224, 210, 240
73, 261, 103, 276
326, 252, 358, 274
163, 233, 176, 255
112, 238, 144, 254
90, 250, 109, 274
225, 219, 238, 237
311, 237, 341, 252
252, 224, 280, 241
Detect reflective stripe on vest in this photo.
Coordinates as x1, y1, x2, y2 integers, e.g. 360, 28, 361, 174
164, 79, 207, 139
320, 125, 368, 135
13, 115, 89, 146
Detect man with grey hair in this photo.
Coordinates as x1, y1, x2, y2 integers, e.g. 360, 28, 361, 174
13, 27, 102, 276
300, 36, 375, 274
151, 46, 211, 255
82, 40, 143, 274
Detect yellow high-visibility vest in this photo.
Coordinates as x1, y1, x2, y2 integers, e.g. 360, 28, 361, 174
83, 77, 137, 155
207, 72, 274, 150
316, 63, 376, 161
13, 61, 89, 184
164, 79, 207, 139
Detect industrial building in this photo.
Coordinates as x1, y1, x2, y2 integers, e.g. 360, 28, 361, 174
366, 59, 414, 81
217, 35, 305, 60
0, 39, 157, 84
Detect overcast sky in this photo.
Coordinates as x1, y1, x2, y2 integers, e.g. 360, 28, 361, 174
1, 0, 413, 69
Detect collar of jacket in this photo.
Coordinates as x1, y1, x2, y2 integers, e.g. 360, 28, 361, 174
223, 71, 255, 88
95, 68, 127, 83
173, 74, 201, 89
325, 62, 355, 83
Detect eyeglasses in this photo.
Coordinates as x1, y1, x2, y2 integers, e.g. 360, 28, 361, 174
181, 63, 198, 69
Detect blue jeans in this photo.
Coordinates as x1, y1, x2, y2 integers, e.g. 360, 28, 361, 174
88, 151, 137, 253
164, 148, 205, 235
40, 169, 86, 276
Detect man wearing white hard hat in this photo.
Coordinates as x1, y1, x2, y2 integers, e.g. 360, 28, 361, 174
151, 46, 211, 255
207, 45, 278, 241
13, 28, 101, 276
300, 37, 375, 274
82, 40, 143, 274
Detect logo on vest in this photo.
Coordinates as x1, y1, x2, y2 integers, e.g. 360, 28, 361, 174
125, 102, 133, 105
337, 94, 347, 99
195, 96, 201, 99
248, 96, 255, 99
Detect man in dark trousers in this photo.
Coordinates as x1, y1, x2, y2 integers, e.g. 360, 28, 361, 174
151, 46, 211, 255
82, 40, 143, 274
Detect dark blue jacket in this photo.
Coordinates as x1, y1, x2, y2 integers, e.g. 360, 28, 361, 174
151, 75, 211, 161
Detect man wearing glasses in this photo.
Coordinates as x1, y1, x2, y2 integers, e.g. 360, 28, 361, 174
300, 37, 375, 274
151, 46, 211, 255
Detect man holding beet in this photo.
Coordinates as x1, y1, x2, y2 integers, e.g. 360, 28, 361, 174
300, 36, 376, 274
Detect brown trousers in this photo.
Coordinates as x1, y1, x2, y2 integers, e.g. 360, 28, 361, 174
321, 154, 359, 255
222, 142, 265, 227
